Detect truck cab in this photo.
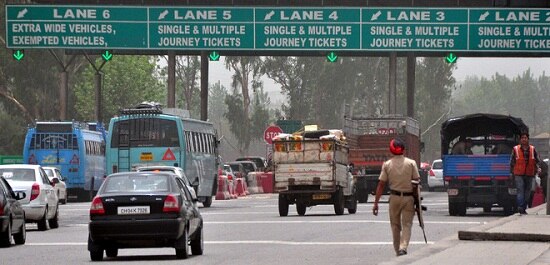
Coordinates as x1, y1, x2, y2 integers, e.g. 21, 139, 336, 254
441, 113, 528, 216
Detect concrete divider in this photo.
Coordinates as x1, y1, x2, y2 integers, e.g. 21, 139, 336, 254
215, 175, 231, 200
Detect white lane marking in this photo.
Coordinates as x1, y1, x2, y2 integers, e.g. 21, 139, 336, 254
205, 220, 484, 225
206, 240, 434, 245
27, 241, 433, 246
66, 220, 485, 227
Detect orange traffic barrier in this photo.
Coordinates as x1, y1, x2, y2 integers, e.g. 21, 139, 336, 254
215, 175, 231, 200
228, 179, 238, 199
258, 172, 274, 193
235, 178, 248, 197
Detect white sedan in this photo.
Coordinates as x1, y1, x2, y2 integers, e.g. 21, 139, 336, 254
428, 159, 445, 191
0, 164, 59, 231
42, 167, 68, 204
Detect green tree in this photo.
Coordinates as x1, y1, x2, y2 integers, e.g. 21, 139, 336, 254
224, 56, 269, 154
175, 55, 201, 118
73, 56, 165, 124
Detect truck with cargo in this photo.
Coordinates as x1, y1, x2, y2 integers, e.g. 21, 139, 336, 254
441, 113, 528, 216
273, 130, 357, 216
343, 115, 421, 203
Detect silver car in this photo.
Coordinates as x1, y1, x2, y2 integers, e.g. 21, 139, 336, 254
42, 167, 67, 204
0, 165, 59, 231
428, 159, 445, 191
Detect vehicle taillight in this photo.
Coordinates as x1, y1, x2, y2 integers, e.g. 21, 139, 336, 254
429, 169, 435, 176
0, 202, 4, 215
90, 196, 105, 215
30, 183, 40, 201
163, 194, 180, 213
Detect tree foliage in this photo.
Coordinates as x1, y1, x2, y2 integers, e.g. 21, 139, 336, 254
224, 56, 270, 155
73, 56, 165, 124
174, 55, 201, 117
453, 70, 550, 135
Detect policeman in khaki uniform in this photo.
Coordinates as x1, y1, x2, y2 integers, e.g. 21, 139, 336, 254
372, 138, 420, 256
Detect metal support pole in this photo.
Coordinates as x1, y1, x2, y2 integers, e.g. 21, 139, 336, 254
406, 53, 416, 118
94, 72, 102, 122
167, 51, 176, 108
59, 71, 68, 120
200, 51, 209, 121
388, 52, 397, 114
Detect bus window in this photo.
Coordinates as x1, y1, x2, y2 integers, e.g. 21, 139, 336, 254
111, 118, 179, 147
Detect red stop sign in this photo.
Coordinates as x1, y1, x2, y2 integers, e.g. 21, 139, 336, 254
264, 125, 283, 144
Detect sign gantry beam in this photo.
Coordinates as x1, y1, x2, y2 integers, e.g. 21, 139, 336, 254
6, 5, 550, 54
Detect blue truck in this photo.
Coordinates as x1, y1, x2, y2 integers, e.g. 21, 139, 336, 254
441, 113, 528, 216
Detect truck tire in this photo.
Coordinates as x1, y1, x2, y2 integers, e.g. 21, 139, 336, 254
449, 202, 458, 216
347, 194, 358, 214
334, 189, 345, 215
296, 203, 307, 216
278, 194, 289, 217
457, 203, 467, 216
357, 190, 369, 203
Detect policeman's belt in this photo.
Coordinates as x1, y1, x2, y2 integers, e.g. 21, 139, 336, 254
390, 190, 414, 196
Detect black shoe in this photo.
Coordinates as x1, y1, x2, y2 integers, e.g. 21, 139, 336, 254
397, 249, 407, 256
518, 207, 528, 215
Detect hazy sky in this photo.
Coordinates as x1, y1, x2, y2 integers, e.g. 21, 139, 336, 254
208, 57, 550, 104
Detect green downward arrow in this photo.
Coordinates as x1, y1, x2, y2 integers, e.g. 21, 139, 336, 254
13, 50, 24, 61
327, 52, 338, 63
209, 51, 220, 61
445, 53, 457, 64
102, 50, 113, 61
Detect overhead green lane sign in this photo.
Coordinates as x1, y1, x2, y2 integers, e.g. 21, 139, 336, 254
7, 6, 148, 49
362, 9, 469, 51
5, 5, 550, 52
469, 9, 550, 51
149, 7, 254, 49
254, 8, 360, 50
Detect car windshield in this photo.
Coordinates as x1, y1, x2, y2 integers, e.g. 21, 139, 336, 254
229, 164, 240, 172
240, 163, 256, 172
0, 168, 35, 181
43, 168, 55, 178
103, 174, 170, 193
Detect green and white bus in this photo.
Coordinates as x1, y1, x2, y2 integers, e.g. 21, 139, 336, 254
106, 102, 218, 207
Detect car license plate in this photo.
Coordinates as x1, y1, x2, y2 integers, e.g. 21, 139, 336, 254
312, 194, 331, 200
117, 206, 150, 215
447, 189, 459, 196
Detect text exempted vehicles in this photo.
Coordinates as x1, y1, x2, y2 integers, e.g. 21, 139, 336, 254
0, 176, 26, 247
88, 171, 204, 261
106, 102, 219, 207
0, 164, 59, 230
23, 121, 106, 202
273, 130, 357, 216
441, 113, 528, 216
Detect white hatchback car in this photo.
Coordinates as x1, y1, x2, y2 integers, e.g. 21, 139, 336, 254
0, 164, 59, 231
42, 167, 67, 204
428, 159, 445, 191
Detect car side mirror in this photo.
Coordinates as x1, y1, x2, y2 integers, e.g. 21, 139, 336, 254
52, 178, 60, 184
14, 191, 26, 200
